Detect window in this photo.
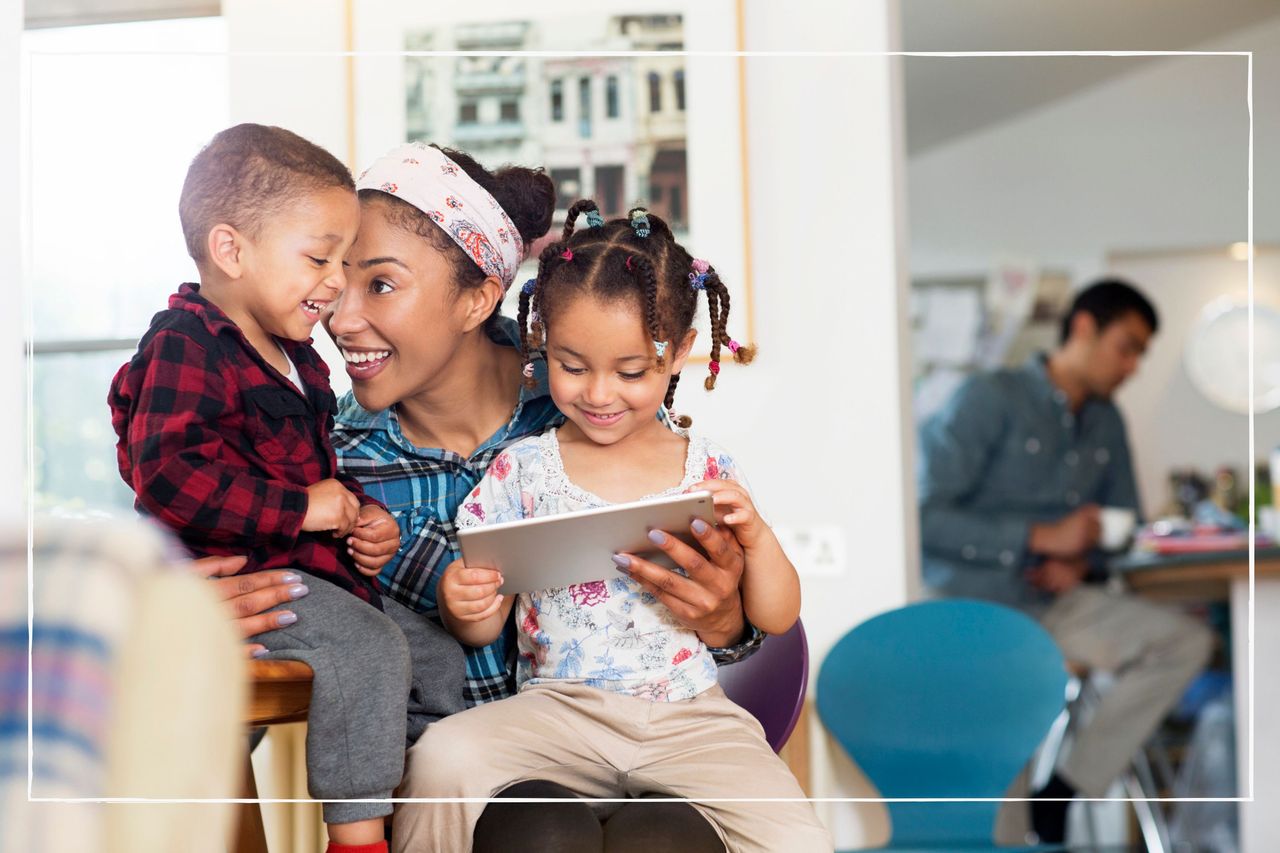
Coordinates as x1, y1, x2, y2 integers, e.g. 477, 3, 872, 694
594, 165, 624, 217
550, 168, 581, 212
25, 16, 229, 515
578, 77, 592, 138
647, 71, 662, 113
458, 100, 479, 124
605, 75, 620, 118
669, 186, 684, 225
499, 99, 520, 122
674, 69, 686, 111
550, 79, 563, 121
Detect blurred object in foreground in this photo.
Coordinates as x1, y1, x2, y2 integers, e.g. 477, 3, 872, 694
1, 519, 244, 853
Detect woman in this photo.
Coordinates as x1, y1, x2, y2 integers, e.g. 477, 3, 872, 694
325, 143, 762, 852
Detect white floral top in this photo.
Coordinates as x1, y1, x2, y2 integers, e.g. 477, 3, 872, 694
455, 428, 746, 702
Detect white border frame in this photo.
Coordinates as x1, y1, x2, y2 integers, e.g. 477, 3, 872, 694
23, 46, 1253, 811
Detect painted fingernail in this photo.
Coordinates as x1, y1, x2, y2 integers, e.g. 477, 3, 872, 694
647, 529, 665, 546
280, 572, 301, 584
612, 554, 631, 571
251, 647, 269, 659
691, 519, 709, 535
288, 584, 309, 600
276, 612, 298, 626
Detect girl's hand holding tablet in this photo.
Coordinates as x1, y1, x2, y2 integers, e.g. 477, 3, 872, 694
438, 559, 510, 647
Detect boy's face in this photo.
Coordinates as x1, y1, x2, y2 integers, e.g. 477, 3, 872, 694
236, 186, 360, 342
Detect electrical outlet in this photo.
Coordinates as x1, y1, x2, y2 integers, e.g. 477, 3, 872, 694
774, 525, 847, 577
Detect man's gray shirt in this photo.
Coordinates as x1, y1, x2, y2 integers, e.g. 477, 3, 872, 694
916, 354, 1140, 608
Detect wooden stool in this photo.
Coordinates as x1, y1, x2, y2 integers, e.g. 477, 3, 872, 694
235, 660, 315, 853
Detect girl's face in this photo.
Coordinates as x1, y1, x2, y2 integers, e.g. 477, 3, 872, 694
545, 292, 695, 447
324, 200, 475, 413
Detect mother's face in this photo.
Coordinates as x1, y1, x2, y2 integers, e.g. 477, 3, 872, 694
325, 199, 473, 413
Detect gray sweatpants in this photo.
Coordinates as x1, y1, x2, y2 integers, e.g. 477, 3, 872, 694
251, 574, 466, 824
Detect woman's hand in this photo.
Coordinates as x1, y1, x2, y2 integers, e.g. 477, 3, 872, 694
347, 504, 401, 576
187, 555, 309, 658
613, 517, 747, 649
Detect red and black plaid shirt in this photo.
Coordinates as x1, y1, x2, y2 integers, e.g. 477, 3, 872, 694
109, 283, 382, 606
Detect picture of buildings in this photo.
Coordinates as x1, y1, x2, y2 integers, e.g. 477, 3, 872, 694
403, 14, 689, 232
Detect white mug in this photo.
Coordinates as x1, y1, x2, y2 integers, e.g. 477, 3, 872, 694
1099, 506, 1137, 551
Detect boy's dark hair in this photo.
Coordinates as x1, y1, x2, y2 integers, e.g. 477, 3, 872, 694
520, 200, 756, 427
179, 123, 354, 265
361, 146, 556, 336
1060, 278, 1159, 345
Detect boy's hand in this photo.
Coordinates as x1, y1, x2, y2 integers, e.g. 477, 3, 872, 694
347, 505, 400, 576
439, 558, 505, 623
691, 479, 770, 551
302, 478, 360, 537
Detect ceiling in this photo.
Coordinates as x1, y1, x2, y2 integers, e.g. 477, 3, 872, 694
901, 0, 1280, 155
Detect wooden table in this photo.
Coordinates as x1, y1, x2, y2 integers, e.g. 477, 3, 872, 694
1111, 546, 1280, 853
1111, 545, 1280, 601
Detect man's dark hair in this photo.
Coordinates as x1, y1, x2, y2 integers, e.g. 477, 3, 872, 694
179, 123, 354, 264
1060, 278, 1159, 345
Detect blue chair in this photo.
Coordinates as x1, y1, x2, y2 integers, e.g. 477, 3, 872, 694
816, 599, 1068, 851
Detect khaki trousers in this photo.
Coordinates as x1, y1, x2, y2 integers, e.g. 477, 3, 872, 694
1040, 585, 1213, 796
392, 682, 832, 853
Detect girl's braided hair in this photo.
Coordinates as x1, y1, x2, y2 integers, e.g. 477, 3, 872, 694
518, 200, 755, 427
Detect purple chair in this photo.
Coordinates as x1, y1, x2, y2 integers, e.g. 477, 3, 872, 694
718, 619, 809, 753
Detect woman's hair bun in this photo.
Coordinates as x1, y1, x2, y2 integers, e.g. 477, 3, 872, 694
435, 146, 555, 247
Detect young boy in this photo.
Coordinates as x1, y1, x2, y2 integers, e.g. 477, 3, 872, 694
109, 124, 465, 853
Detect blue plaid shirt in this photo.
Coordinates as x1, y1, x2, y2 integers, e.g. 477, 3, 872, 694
332, 318, 563, 705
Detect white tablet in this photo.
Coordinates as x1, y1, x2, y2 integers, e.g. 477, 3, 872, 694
457, 490, 717, 594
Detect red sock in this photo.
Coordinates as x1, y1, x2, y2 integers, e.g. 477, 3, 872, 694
325, 842, 387, 853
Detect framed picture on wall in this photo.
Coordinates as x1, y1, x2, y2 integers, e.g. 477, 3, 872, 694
350, 0, 753, 351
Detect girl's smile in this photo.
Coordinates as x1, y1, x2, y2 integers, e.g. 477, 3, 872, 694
545, 294, 694, 448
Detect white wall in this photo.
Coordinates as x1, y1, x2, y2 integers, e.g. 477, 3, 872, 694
6, 2, 24, 523
729, 2, 911, 847
909, 17, 1278, 279
1110, 248, 1280, 515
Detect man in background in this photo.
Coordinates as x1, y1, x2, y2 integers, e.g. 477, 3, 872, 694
917, 279, 1212, 844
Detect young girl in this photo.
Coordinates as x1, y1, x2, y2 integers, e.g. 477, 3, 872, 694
407, 203, 832, 852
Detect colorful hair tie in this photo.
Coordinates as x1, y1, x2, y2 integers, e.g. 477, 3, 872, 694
586, 210, 605, 228
625, 256, 633, 271
727, 340, 741, 354
708, 360, 721, 376
560, 248, 574, 261
630, 209, 651, 238
654, 340, 669, 358
522, 362, 535, 379
521, 278, 536, 295
688, 258, 710, 290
